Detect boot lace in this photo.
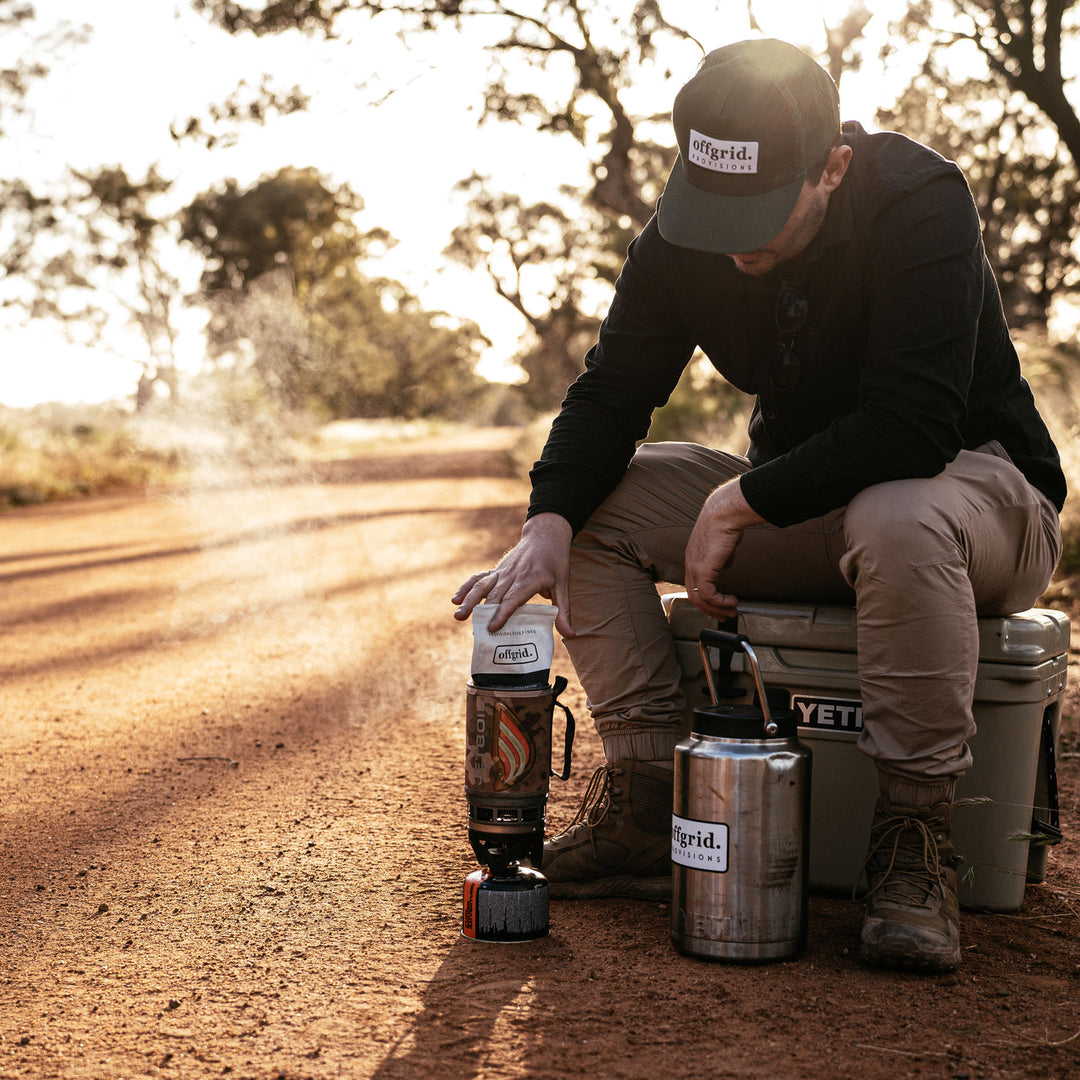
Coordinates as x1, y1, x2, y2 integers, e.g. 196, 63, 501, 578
563, 764, 624, 832
854, 811, 949, 907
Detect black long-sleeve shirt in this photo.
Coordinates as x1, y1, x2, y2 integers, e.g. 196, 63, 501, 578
528, 122, 1066, 532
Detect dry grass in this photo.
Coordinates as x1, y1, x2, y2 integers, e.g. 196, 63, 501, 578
0, 404, 183, 506
0, 395, 320, 507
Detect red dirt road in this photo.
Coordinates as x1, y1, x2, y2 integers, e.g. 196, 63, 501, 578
1, 430, 1078, 1080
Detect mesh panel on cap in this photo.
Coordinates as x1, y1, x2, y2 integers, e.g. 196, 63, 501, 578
695, 38, 838, 170
743, 40, 838, 165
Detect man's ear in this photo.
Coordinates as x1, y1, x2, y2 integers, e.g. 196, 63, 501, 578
822, 144, 853, 193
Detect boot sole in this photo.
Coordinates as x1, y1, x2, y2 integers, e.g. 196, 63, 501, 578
549, 875, 671, 901
859, 925, 961, 974
858, 942, 960, 974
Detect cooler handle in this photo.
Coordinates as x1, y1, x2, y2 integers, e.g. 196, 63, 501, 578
1031, 705, 1062, 846
699, 629, 777, 735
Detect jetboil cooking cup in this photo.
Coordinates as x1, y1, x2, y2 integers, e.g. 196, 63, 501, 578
462, 678, 575, 942
671, 628, 812, 962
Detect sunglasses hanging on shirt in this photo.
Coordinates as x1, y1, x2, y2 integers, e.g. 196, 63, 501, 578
769, 282, 809, 393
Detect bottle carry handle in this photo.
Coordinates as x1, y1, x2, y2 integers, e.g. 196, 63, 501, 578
699, 629, 777, 736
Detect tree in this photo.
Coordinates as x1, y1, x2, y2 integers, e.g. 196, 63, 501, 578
443, 174, 631, 408
190, 1, 878, 411
0, 0, 70, 137
887, 0, 1080, 325
894, 0, 1080, 166
24, 166, 185, 408
0, 5, 182, 407
879, 73, 1078, 327
0, 3, 88, 298
169, 75, 311, 150
0, 8, 191, 411
181, 165, 384, 296
305, 270, 492, 420
181, 166, 490, 418
188, 2, 695, 407
0, 180, 57, 298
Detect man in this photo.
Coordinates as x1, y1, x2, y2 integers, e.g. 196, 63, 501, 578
452, 38, 1065, 974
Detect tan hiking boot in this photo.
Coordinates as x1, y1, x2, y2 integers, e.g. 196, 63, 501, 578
856, 796, 961, 973
542, 760, 672, 900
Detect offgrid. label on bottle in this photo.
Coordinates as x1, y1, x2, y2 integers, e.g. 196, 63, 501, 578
671, 814, 729, 872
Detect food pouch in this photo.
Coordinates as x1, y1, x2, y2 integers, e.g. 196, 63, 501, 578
470, 604, 557, 689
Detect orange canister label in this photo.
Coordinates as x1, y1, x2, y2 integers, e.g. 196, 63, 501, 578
463, 870, 483, 938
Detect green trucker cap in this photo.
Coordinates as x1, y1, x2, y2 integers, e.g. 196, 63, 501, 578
658, 38, 840, 254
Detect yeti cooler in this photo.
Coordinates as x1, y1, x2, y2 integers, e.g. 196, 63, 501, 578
664, 595, 1070, 912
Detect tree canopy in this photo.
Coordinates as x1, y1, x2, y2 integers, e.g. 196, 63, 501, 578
181, 166, 490, 418
36, 166, 184, 405
189, 0, 1080, 409
886, 0, 1080, 326
0, 2, 86, 296
3, 2, 1079, 417
0, 7, 489, 418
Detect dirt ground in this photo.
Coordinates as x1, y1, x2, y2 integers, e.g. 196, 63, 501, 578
1, 428, 1078, 1080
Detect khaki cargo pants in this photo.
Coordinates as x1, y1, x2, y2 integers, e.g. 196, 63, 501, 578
564, 441, 1062, 781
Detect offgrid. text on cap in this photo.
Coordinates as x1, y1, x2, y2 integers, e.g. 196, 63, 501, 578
688, 129, 759, 174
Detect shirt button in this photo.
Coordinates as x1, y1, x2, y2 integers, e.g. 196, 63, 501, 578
765, 410, 776, 420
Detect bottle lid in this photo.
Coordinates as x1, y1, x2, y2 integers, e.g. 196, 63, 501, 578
692, 688, 797, 739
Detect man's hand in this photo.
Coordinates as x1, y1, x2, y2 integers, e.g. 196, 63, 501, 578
684, 479, 766, 619
451, 512, 575, 638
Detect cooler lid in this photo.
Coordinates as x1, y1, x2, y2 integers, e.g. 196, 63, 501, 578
663, 593, 1071, 664
973, 607, 1072, 663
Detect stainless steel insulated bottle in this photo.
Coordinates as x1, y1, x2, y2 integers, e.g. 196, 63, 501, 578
672, 629, 812, 962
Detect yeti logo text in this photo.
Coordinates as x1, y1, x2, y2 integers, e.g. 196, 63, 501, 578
793, 695, 864, 731
671, 814, 729, 872
493, 643, 539, 666
688, 130, 759, 174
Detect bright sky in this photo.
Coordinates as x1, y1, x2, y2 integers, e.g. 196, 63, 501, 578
0, 0, 908, 408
